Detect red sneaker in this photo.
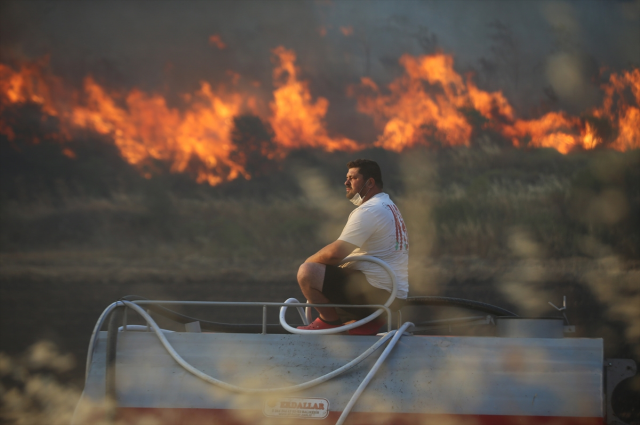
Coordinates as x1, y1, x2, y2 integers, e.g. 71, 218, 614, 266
297, 317, 343, 331
348, 318, 386, 335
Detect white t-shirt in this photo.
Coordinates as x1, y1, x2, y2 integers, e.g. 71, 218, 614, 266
338, 193, 409, 299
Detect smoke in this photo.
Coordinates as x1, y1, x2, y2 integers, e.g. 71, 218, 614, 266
293, 165, 353, 244
1, 0, 638, 141
541, 2, 599, 109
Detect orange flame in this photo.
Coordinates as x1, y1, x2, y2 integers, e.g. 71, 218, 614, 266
501, 69, 639, 153
0, 59, 69, 142
501, 112, 581, 154
0, 61, 60, 117
354, 52, 639, 154
0, 61, 255, 184
1, 49, 638, 186
0, 47, 358, 185
353, 53, 515, 151
268, 46, 358, 152
595, 68, 640, 151
70, 78, 251, 185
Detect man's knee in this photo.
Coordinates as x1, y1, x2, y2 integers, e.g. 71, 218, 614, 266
297, 262, 324, 291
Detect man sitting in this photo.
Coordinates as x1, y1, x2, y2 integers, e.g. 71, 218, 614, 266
297, 159, 409, 335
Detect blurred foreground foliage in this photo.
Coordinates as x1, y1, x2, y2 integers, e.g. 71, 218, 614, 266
1, 134, 638, 261
0, 341, 79, 425
0, 341, 116, 425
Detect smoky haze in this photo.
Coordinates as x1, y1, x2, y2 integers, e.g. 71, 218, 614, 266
1, 0, 639, 143
1, 1, 640, 423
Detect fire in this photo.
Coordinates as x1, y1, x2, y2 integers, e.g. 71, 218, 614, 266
0, 61, 60, 117
1, 48, 638, 186
503, 69, 640, 153
268, 46, 358, 152
353, 53, 513, 151
71, 78, 249, 185
502, 112, 581, 154
353, 52, 639, 154
594, 68, 640, 151
0, 47, 357, 185
0, 59, 69, 142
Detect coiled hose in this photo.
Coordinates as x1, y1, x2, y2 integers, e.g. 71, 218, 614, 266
279, 255, 398, 334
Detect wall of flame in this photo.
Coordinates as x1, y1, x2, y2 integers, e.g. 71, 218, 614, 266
1, 47, 638, 186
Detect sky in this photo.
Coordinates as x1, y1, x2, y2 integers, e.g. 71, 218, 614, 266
1, 0, 639, 142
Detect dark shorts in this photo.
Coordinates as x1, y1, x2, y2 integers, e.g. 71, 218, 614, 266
322, 265, 405, 320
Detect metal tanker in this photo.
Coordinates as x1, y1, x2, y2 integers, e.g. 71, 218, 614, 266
72, 257, 636, 425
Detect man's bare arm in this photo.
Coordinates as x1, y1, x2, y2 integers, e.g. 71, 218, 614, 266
305, 240, 358, 266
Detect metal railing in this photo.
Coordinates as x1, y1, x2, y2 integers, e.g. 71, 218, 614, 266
85, 299, 394, 379
125, 299, 394, 334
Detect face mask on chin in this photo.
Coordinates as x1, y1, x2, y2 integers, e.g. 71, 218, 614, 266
350, 193, 364, 206
349, 183, 372, 206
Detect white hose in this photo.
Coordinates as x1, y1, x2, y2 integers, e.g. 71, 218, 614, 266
336, 321, 414, 425
280, 298, 385, 334
296, 303, 310, 326
121, 300, 398, 394
279, 255, 398, 335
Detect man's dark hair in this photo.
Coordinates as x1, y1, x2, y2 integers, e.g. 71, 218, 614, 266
347, 159, 383, 189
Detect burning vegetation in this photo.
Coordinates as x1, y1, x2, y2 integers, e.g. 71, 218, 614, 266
352, 53, 640, 154
1, 48, 638, 186
0, 46, 361, 186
